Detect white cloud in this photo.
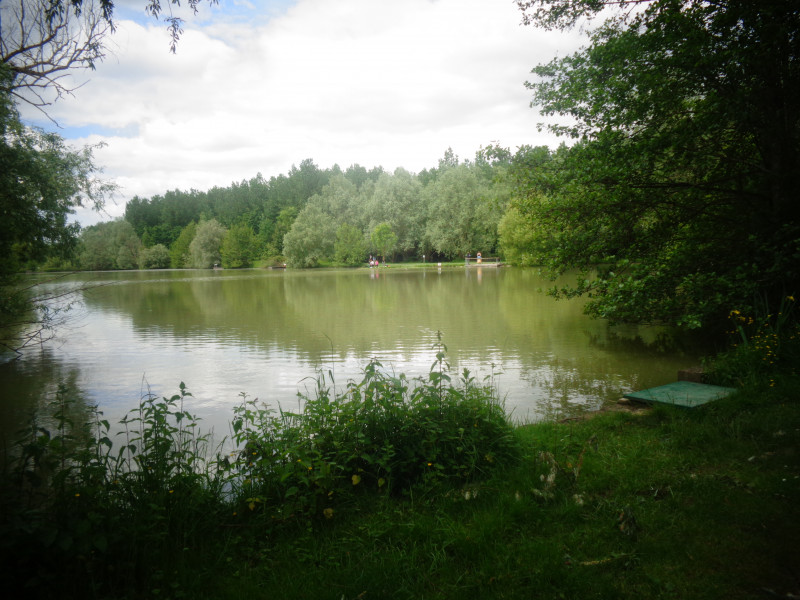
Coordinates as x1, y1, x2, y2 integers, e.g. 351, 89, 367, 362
28, 0, 587, 225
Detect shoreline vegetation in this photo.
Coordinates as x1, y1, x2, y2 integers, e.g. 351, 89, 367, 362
2, 322, 799, 600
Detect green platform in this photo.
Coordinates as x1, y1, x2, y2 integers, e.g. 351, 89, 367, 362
623, 381, 736, 408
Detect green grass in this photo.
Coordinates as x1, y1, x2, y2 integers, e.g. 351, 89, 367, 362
2, 330, 799, 599
214, 385, 799, 600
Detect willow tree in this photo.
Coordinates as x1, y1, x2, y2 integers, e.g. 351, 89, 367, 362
516, 0, 800, 330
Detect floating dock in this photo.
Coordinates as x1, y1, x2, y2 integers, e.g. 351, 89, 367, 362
623, 381, 736, 408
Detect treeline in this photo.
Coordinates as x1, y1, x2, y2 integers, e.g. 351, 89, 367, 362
63, 146, 546, 271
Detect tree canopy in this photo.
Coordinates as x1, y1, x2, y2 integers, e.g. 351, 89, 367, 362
0, 64, 110, 279
515, 0, 800, 329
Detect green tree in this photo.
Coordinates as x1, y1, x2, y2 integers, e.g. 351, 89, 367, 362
366, 169, 424, 259
221, 223, 256, 268
78, 220, 141, 270
138, 243, 170, 269
283, 204, 336, 268
334, 223, 366, 266
498, 206, 541, 266
422, 166, 498, 260
169, 221, 197, 268
0, 66, 110, 279
271, 206, 299, 255
517, 0, 800, 329
370, 222, 397, 263
188, 219, 226, 269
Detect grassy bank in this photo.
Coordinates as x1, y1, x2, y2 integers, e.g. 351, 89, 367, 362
212, 382, 799, 600
2, 325, 799, 599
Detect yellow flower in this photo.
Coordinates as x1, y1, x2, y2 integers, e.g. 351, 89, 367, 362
323, 508, 334, 519
352, 474, 361, 485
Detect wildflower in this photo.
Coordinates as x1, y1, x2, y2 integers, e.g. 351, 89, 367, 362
352, 474, 361, 485
74, 493, 80, 497
323, 508, 334, 519
169, 490, 174, 494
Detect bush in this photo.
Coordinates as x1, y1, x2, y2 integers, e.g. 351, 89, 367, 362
706, 294, 799, 387
0, 383, 226, 597
138, 243, 171, 269
225, 338, 519, 519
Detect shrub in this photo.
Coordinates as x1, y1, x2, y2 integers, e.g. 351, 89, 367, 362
706, 294, 799, 387
224, 337, 519, 518
138, 243, 171, 269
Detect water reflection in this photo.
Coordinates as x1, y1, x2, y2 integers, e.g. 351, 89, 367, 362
1, 268, 703, 440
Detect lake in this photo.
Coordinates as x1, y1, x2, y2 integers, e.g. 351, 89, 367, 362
0, 267, 701, 444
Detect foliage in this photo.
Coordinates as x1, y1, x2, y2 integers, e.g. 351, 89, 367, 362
138, 243, 170, 269
706, 295, 800, 388
78, 219, 141, 270
188, 219, 226, 268
366, 169, 424, 257
283, 203, 336, 268
116, 150, 514, 270
0, 382, 226, 597
516, 0, 800, 330
370, 222, 397, 263
169, 220, 197, 268
497, 206, 541, 266
423, 165, 499, 259
225, 340, 518, 517
221, 222, 257, 268
334, 223, 366, 266
0, 68, 109, 277
268, 206, 298, 255
0, 63, 114, 351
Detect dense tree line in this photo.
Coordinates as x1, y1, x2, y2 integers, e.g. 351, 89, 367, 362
74, 148, 522, 271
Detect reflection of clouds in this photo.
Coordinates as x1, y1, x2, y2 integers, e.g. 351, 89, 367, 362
5, 269, 702, 438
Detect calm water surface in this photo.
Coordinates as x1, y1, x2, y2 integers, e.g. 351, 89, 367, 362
1, 267, 701, 441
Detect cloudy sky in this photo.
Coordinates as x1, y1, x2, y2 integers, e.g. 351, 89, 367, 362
22, 0, 587, 224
